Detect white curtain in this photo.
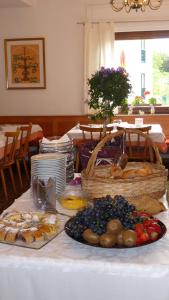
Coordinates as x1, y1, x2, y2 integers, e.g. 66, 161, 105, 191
84, 22, 115, 113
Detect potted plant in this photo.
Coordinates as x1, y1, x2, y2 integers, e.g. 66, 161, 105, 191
148, 97, 157, 105
87, 67, 132, 130
132, 96, 145, 106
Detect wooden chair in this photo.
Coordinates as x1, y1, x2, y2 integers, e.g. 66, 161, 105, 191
75, 124, 115, 172
79, 125, 114, 140
0, 129, 20, 201
117, 125, 152, 134
15, 123, 32, 187
117, 126, 156, 162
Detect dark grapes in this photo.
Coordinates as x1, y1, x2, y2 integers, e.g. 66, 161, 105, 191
66, 195, 141, 239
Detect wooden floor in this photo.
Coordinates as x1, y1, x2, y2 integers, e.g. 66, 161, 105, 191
0, 163, 30, 214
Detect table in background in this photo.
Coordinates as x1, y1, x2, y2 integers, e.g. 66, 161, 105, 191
0, 189, 169, 300
67, 123, 167, 152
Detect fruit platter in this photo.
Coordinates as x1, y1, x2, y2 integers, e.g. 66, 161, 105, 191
65, 195, 166, 248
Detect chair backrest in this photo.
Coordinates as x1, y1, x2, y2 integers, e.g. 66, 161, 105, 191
3, 129, 20, 164
79, 125, 114, 141
117, 126, 156, 162
117, 125, 152, 133
18, 123, 32, 157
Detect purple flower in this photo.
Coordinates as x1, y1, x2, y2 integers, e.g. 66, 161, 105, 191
111, 68, 115, 73
99, 67, 112, 77
98, 66, 127, 79
116, 66, 125, 73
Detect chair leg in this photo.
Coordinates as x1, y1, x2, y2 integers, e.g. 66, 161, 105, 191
0, 169, 8, 201
8, 166, 17, 195
16, 159, 23, 188
23, 158, 29, 180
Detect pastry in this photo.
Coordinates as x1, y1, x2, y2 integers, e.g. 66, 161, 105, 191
43, 214, 57, 225
39, 224, 57, 237
5, 228, 19, 243
31, 228, 44, 242
0, 225, 6, 241
0, 211, 60, 245
6, 213, 22, 222
20, 229, 34, 243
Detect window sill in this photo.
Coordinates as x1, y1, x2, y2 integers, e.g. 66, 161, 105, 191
125, 106, 169, 115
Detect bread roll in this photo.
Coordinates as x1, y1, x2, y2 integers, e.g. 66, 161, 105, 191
121, 165, 153, 179
121, 169, 137, 179
110, 166, 123, 178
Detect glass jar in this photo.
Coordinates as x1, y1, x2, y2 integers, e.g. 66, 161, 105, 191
59, 185, 89, 210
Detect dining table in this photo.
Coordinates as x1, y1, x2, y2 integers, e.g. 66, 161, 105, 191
0, 186, 169, 300
67, 122, 167, 153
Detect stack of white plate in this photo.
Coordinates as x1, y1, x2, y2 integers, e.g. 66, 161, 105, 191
31, 153, 66, 197
39, 138, 75, 183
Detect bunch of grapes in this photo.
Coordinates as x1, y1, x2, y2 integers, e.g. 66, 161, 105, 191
66, 195, 142, 239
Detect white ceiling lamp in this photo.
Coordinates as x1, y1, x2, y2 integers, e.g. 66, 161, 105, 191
110, 0, 162, 12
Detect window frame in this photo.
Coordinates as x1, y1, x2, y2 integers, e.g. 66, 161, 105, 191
115, 30, 169, 40
114, 30, 169, 112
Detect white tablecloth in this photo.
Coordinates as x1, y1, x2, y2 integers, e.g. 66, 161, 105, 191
67, 123, 166, 144
0, 189, 169, 300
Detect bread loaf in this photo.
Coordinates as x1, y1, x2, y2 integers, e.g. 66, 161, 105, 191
127, 195, 166, 215
121, 165, 153, 179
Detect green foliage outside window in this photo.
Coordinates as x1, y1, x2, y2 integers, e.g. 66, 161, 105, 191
153, 52, 169, 105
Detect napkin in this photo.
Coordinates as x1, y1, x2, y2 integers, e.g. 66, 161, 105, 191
41, 134, 70, 144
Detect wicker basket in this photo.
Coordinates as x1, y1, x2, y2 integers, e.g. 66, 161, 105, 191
81, 129, 168, 200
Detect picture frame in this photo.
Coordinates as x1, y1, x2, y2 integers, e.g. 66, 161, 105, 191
4, 37, 46, 89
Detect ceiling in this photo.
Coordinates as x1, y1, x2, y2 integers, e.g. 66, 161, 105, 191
0, 0, 34, 8
0, 0, 108, 8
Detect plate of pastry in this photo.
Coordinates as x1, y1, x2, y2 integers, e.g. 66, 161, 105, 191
0, 211, 65, 249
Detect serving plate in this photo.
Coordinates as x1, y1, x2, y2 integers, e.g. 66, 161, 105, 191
64, 218, 167, 249
0, 211, 66, 249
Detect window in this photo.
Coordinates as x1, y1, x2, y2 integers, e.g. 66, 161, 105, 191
141, 40, 146, 63
114, 31, 169, 105
141, 73, 145, 98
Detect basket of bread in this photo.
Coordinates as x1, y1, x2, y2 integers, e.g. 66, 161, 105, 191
81, 129, 168, 214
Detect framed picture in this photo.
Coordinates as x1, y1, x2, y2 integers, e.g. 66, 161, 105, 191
4, 37, 46, 89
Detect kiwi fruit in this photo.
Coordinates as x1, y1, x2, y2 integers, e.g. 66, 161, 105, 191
82, 229, 99, 245
99, 232, 117, 248
122, 229, 137, 247
107, 219, 123, 234
116, 230, 124, 246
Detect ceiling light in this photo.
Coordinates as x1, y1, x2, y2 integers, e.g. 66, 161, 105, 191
110, 0, 162, 12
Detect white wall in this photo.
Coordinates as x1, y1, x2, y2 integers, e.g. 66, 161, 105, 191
0, 0, 168, 116
0, 0, 86, 115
